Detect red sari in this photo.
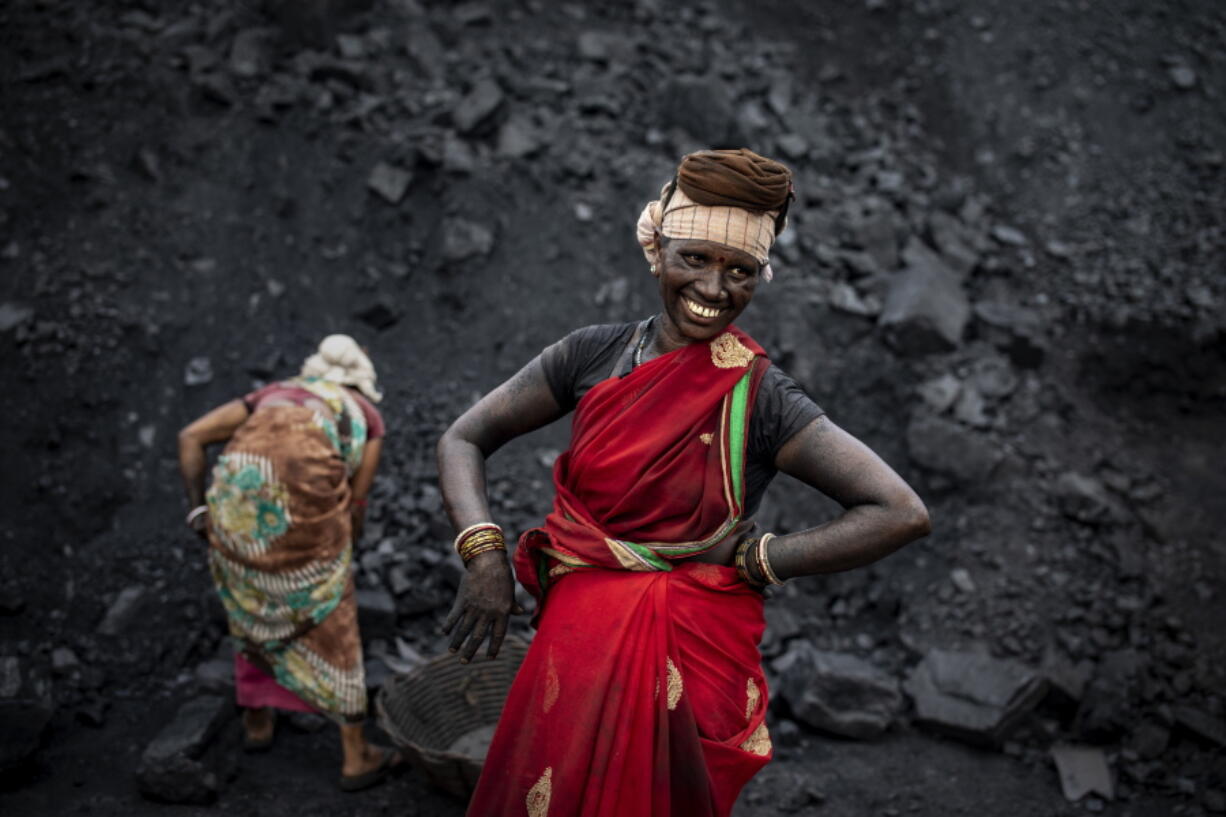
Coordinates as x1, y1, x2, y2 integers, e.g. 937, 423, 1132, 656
467, 328, 774, 817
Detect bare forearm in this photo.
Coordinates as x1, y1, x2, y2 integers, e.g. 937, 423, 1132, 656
177, 400, 249, 509
178, 434, 208, 508
438, 433, 498, 530
768, 501, 930, 581
437, 356, 564, 533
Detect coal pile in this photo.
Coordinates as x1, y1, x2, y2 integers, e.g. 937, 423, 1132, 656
1, 0, 1224, 815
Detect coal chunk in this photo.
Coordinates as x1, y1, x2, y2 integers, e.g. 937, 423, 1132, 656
903, 648, 1048, 746
355, 300, 399, 330
136, 695, 233, 804
228, 28, 273, 78
1051, 744, 1114, 802
776, 646, 903, 739
1053, 473, 1128, 526
878, 255, 970, 354
183, 357, 214, 388
367, 162, 412, 205
0, 657, 54, 781
1172, 705, 1226, 748
906, 415, 1000, 485
452, 78, 505, 135
0, 302, 33, 332
97, 585, 148, 636
657, 77, 742, 148
357, 588, 397, 639
442, 218, 496, 264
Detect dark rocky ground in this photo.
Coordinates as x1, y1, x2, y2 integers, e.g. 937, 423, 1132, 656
1, 0, 1224, 814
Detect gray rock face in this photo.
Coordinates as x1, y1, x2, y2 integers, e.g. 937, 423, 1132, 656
878, 254, 970, 354
136, 695, 233, 804
903, 648, 1048, 746
906, 414, 1000, 485
776, 646, 903, 739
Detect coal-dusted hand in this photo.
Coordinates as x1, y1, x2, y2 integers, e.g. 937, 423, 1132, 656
442, 549, 523, 663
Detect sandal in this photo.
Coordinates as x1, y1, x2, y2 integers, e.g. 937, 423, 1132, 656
339, 747, 401, 793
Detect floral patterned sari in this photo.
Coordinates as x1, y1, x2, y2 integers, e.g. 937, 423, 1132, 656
205, 378, 368, 721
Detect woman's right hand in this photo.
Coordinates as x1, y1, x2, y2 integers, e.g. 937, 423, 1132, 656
442, 550, 523, 663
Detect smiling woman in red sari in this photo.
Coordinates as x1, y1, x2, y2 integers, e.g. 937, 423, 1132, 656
437, 149, 931, 817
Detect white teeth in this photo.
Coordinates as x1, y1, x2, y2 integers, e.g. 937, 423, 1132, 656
684, 297, 721, 319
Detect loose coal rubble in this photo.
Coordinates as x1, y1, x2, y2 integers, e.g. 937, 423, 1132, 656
2, 0, 1224, 815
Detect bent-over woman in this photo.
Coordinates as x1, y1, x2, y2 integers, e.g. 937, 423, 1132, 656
178, 334, 399, 791
437, 149, 931, 816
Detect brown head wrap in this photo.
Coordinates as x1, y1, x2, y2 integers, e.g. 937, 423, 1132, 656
675, 149, 793, 212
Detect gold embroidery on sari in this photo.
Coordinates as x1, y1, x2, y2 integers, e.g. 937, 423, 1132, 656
745, 677, 760, 721
543, 647, 559, 714
740, 722, 771, 756
699, 432, 713, 445
666, 656, 683, 711
688, 563, 723, 586
526, 767, 552, 817
710, 333, 754, 369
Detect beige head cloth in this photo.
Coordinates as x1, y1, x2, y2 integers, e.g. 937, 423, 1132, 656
636, 184, 783, 282
300, 334, 383, 403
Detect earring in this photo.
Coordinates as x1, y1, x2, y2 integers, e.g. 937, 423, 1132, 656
649, 264, 657, 273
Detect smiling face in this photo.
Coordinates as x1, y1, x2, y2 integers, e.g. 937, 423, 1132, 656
651, 234, 761, 349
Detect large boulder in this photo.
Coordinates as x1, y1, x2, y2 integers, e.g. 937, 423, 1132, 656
903, 648, 1048, 746
775, 645, 903, 739
136, 695, 234, 804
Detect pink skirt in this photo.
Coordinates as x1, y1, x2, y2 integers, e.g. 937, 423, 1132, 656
234, 653, 318, 713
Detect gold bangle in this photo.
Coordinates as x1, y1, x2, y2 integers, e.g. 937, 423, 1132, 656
459, 532, 505, 556
454, 522, 502, 554
757, 533, 785, 586
460, 542, 507, 563
458, 528, 507, 562
735, 536, 764, 588
460, 532, 502, 544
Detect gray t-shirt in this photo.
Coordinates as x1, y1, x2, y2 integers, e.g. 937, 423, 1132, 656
539, 321, 824, 516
